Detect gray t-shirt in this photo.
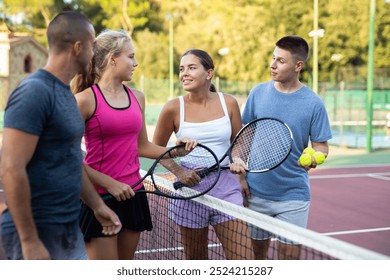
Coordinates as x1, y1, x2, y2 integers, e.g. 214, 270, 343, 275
2, 69, 85, 233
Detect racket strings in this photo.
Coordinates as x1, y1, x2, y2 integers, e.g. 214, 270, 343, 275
231, 119, 292, 171
152, 145, 220, 199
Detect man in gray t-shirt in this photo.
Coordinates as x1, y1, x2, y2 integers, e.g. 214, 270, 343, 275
0, 11, 121, 260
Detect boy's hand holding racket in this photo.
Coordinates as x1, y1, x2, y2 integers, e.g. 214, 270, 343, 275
229, 157, 248, 175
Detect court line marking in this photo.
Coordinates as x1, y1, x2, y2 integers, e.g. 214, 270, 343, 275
322, 227, 390, 236
367, 174, 390, 181
322, 164, 390, 169
310, 172, 390, 179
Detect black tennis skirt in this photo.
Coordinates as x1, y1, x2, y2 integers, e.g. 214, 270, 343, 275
79, 188, 153, 241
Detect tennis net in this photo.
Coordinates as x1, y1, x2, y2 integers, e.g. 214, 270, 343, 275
134, 170, 389, 260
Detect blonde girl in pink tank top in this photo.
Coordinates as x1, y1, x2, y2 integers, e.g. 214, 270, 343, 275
72, 30, 198, 260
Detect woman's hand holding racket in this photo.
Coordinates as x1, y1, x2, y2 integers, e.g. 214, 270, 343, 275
105, 180, 136, 201
173, 168, 202, 188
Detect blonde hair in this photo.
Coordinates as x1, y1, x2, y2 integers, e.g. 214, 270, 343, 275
71, 29, 132, 93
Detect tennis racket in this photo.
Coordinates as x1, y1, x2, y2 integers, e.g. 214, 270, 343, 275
101, 143, 221, 200
173, 117, 293, 189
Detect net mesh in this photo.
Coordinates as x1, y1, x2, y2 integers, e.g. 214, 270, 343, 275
134, 170, 389, 260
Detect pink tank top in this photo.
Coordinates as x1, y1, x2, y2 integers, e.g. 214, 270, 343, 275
84, 84, 143, 193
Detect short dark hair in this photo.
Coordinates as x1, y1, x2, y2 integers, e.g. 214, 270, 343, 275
275, 35, 309, 62
47, 11, 92, 52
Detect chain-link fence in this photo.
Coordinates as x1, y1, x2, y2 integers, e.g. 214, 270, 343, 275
318, 81, 390, 149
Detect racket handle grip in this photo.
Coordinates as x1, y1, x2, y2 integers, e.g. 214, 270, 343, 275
173, 169, 210, 190
173, 181, 185, 190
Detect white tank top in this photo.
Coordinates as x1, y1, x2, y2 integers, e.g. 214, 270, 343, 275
176, 92, 231, 166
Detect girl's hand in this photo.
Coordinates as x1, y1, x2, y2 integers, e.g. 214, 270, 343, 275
106, 180, 135, 201
176, 137, 198, 151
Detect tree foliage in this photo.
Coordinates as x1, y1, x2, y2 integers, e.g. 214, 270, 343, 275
1, 0, 389, 85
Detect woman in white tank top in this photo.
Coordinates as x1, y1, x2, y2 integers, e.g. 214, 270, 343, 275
153, 49, 254, 260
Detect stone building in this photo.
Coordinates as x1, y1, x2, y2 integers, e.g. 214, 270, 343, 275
0, 22, 48, 109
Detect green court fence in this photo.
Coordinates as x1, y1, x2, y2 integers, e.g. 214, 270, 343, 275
318, 81, 390, 149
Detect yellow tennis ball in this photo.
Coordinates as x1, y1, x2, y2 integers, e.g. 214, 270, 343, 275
299, 154, 312, 166
313, 151, 326, 165
303, 147, 315, 156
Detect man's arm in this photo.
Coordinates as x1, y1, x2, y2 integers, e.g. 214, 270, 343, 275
80, 166, 122, 236
0, 128, 50, 259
